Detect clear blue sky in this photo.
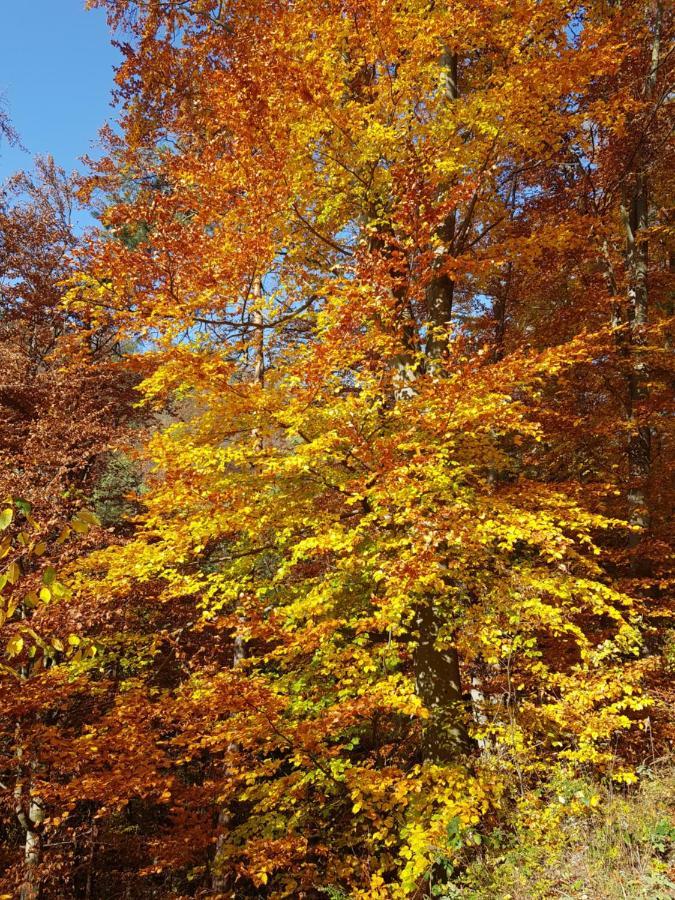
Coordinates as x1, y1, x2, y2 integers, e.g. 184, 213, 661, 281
0, 1, 120, 182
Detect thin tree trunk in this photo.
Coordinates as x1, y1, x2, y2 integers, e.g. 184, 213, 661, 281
251, 276, 265, 389
15, 748, 44, 900
622, 173, 652, 545
426, 49, 458, 360
211, 274, 263, 893
211, 631, 246, 895
20, 795, 44, 900
620, 1, 661, 558
84, 821, 97, 900
492, 262, 512, 363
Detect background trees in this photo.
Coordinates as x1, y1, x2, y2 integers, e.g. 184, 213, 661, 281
0, 157, 140, 896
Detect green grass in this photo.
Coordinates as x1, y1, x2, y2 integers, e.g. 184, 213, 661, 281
437, 763, 675, 899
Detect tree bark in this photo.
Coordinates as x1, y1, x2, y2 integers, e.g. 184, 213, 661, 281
15, 750, 44, 900
623, 173, 652, 544
620, 1, 661, 558
413, 599, 472, 761
426, 49, 458, 360
20, 795, 44, 900
413, 50, 471, 763
211, 274, 262, 893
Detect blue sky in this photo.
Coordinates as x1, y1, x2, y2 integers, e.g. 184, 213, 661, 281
0, 1, 120, 183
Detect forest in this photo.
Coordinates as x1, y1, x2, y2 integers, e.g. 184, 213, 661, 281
0, 0, 673, 897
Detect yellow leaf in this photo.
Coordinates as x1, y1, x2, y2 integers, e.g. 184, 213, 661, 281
76, 509, 100, 527
56, 526, 71, 545
6, 635, 24, 657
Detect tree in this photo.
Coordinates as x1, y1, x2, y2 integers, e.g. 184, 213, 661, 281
69, 0, 671, 894
0, 160, 138, 898
0, 0, 670, 895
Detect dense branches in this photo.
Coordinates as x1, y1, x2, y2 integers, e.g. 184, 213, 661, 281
0, 0, 673, 896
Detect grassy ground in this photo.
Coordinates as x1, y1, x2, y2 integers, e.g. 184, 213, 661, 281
440, 762, 675, 899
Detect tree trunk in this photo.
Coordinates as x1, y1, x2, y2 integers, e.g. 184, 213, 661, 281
211, 629, 246, 895
426, 49, 458, 360
412, 50, 471, 763
15, 756, 44, 900
620, 1, 661, 560
623, 173, 652, 546
251, 276, 265, 389
413, 599, 472, 761
20, 797, 44, 900
211, 274, 262, 893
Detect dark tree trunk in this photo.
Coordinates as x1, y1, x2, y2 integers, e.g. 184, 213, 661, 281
413, 51, 472, 762
413, 599, 472, 762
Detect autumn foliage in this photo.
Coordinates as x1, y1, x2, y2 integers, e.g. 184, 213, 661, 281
1, 0, 673, 897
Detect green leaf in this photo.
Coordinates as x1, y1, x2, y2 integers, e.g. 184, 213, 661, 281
0, 509, 13, 531
13, 498, 32, 516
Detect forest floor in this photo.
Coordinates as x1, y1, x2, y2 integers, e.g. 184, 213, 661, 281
441, 761, 675, 899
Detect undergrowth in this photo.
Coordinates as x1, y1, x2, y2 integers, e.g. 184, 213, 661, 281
433, 762, 675, 899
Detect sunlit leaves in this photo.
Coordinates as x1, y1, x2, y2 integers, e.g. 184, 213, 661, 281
26, 0, 671, 893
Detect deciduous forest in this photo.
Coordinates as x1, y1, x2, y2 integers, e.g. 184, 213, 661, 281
0, 0, 673, 897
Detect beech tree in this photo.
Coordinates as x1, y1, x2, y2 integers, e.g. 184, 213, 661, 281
0, 0, 672, 896
0, 160, 137, 897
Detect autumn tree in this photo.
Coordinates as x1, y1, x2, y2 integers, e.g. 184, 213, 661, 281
0, 0, 671, 896
0, 159, 140, 897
